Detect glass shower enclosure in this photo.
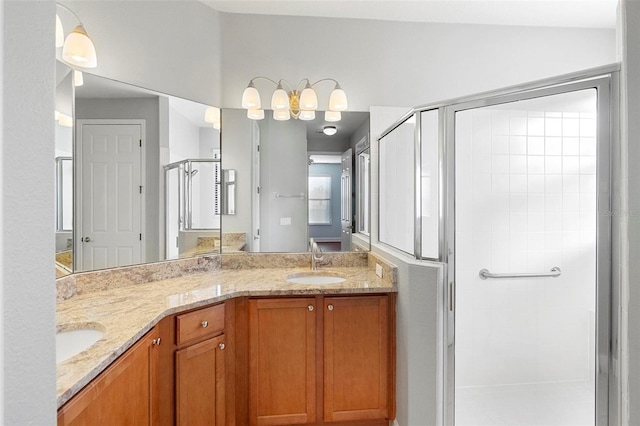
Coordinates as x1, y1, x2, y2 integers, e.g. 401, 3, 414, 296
164, 159, 222, 259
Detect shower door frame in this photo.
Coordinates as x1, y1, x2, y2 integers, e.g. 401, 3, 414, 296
441, 66, 620, 426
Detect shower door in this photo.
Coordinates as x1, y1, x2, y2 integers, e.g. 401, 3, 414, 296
449, 77, 613, 426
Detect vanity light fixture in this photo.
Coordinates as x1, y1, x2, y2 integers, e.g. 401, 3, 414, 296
56, 3, 98, 69
241, 77, 348, 122
324, 111, 341, 122
323, 125, 337, 136
204, 106, 221, 130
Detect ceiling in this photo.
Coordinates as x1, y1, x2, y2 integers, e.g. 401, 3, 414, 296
203, 0, 618, 29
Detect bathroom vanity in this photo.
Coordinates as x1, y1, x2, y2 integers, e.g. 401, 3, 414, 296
55, 253, 396, 425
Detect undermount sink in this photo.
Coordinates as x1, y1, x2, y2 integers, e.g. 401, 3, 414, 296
286, 272, 346, 285
56, 324, 105, 364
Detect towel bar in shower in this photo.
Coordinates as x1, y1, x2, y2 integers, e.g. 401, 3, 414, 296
478, 267, 561, 280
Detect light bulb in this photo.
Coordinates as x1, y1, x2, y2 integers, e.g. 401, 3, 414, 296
299, 86, 318, 111
299, 110, 316, 121
73, 70, 84, 87
271, 87, 290, 111
329, 85, 348, 111
241, 83, 261, 109
204, 106, 220, 124
273, 110, 291, 121
62, 25, 97, 68
323, 126, 337, 136
324, 111, 341, 122
247, 109, 265, 120
55, 15, 64, 48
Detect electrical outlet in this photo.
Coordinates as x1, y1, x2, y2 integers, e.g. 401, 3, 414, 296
375, 263, 383, 278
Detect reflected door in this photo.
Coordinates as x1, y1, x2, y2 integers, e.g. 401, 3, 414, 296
77, 122, 143, 271
341, 149, 353, 251
453, 88, 604, 425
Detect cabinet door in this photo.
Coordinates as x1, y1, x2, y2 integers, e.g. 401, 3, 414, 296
176, 334, 226, 425
324, 296, 389, 422
249, 298, 316, 425
57, 328, 159, 426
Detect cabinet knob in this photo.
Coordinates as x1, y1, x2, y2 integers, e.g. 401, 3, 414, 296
201, 320, 208, 328
308, 305, 314, 312
219, 343, 225, 350
152, 338, 161, 346
327, 304, 334, 311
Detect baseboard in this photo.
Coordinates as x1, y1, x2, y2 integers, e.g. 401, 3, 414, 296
311, 237, 341, 243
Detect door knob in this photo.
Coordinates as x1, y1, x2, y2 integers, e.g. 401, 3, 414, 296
82, 237, 91, 242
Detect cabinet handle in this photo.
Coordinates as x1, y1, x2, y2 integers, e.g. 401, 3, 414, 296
152, 338, 161, 346
308, 305, 314, 312
201, 320, 208, 328
327, 304, 334, 311
219, 343, 225, 350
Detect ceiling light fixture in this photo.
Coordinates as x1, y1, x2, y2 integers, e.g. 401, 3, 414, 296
241, 77, 348, 122
56, 3, 98, 69
323, 126, 337, 136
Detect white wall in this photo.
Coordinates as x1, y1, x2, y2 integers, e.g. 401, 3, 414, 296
64, 1, 223, 106
2, 1, 56, 424
221, 13, 616, 111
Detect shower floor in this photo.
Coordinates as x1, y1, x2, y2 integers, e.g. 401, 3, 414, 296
455, 380, 594, 426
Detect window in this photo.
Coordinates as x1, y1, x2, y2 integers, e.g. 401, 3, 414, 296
308, 176, 331, 225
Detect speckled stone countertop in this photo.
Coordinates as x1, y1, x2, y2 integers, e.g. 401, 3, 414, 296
56, 264, 396, 408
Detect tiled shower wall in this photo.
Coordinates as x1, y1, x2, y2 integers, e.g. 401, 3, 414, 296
455, 100, 598, 387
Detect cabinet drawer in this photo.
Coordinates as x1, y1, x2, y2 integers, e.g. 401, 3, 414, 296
176, 303, 225, 345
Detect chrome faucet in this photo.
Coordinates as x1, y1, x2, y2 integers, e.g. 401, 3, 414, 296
310, 238, 325, 270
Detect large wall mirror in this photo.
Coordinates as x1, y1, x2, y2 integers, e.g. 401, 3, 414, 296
54, 61, 222, 276
221, 109, 371, 253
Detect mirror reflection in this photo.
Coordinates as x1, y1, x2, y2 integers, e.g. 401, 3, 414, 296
55, 64, 223, 275
221, 109, 371, 253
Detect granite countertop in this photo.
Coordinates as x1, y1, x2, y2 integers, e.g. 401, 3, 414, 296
56, 265, 396, 408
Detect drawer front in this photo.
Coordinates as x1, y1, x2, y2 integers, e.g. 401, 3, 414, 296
176, 303, 225, 345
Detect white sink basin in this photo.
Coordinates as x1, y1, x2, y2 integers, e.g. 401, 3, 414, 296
286, 272, 346, 285
56, 326, 104, 364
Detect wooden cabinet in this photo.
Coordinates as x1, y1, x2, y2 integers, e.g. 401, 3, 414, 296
248, 295, 394, 425
323, 296, 389, 422
176, 334, 226, 425
57, 327, 160, 426
249, 298, 317, 425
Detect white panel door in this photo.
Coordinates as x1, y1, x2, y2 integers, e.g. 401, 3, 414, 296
79, 123, 142, 271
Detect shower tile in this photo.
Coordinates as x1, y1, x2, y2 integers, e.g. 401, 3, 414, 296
545, 136, 562, 155
562, 137, 580, 155
474, 154, 492, 174
563, 194, 580, 213
510, 136, 527, 154
528, 117, 545, 136
563, 118, 580, 137
545, 157, 562, 174
563, 175, 580, 193
492, 135, 510, 154
491, 212, 510, 233
510, 232, 528, 252
528, 136, 545, 155
545, 232, 563, 250
528, 213, 545, 232
545, 175, 562, 193
510, 174, 527, 193
510, 116, 528, 136
491, 111, 510, 135
528, 156, 545, 174
580, 137, 597, 156
580, 118, 597, 137
545, 117, 562, 136
510, 213, 528, 231
545, 193, 563, 213
473, 173, 492, 196
509, 249, 528, 270
580, 193, 597, 213
545, 213, 563, 232
580, 156, 597, 174
510, 155, 528, 174
528, 175, 545, 193
510, 193, 528, 214
528, 193, 545, 213
580, 175, 597, 193
492, 174, 510, 193
563, 156, 580, 174
562, 232, 581, 250
492, 155, 510, 174
528, 232, 545, 251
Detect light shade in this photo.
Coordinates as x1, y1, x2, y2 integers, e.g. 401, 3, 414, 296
58, 114, 73, 127
329, 87, 348, 111
299, 110, 316, 121
299, 86, 318, 111
271, 88, 290, 111
241, 84, 261, 109
247, 109, 265, 120
73, 70, 84, 87
324, 111, 341, 122
323, 125, 337, 136
204, 106, 220, 124
62, 25, 97, 68
56, 15, 64, 48
273, 110, 291, 121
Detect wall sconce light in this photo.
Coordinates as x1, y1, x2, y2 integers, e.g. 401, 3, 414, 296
56, 3, 98, 69
241, 77, 348, 122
